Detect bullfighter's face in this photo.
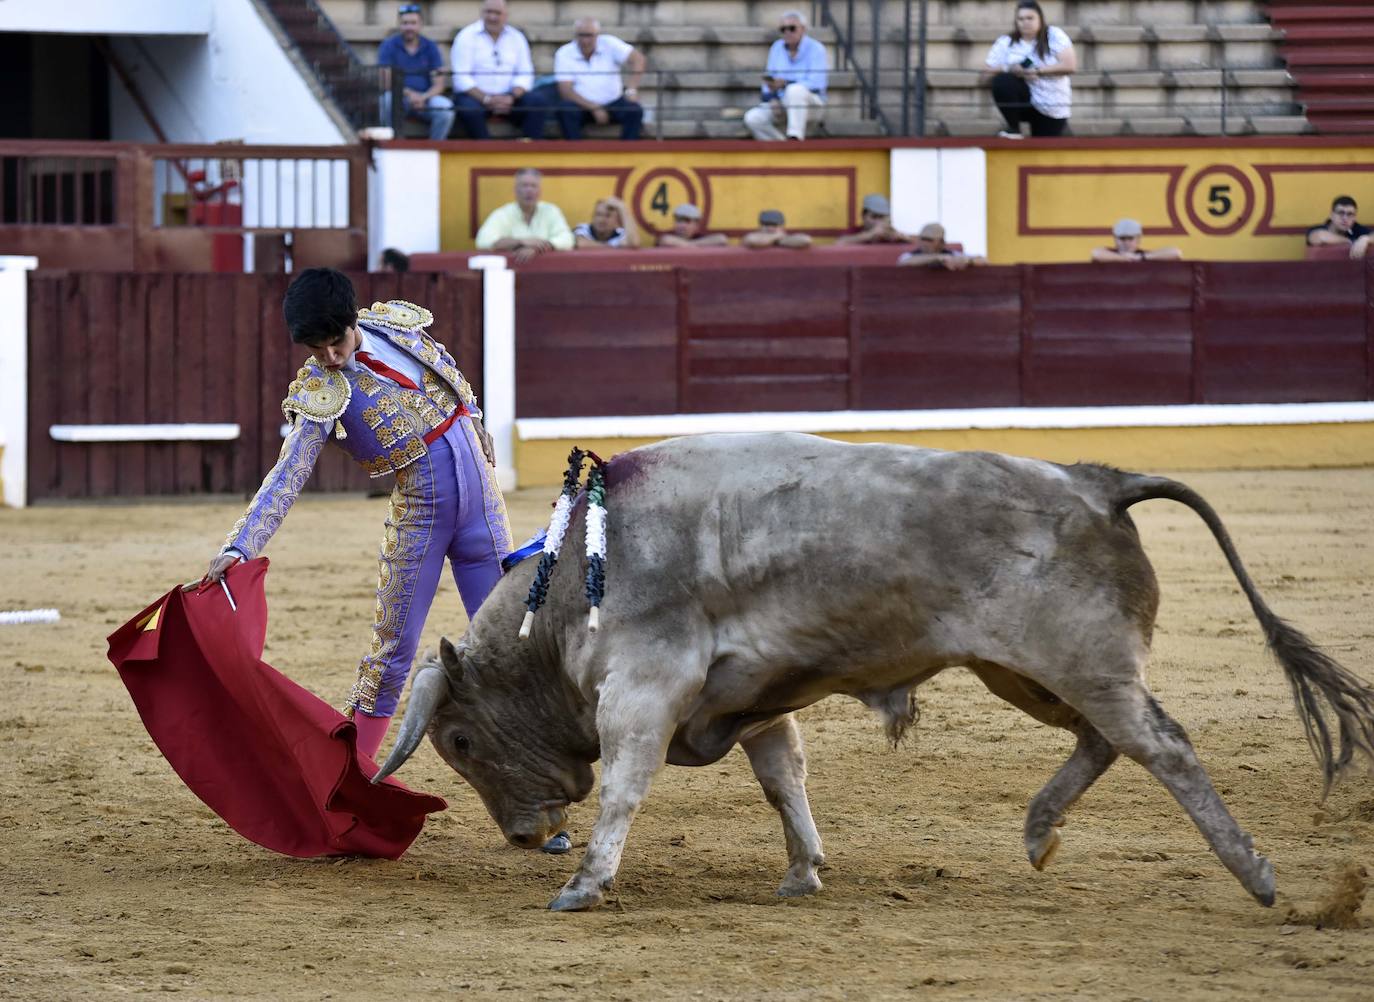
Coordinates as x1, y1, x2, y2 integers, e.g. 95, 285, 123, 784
426, 640, 595, 849
306, 325, 361, 370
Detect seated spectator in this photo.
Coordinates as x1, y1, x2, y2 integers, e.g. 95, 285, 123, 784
835, 194, 913, 245
979, 0, 1075, 138
1307, 196, 1371, 259
897, 223, 988, 270
474, 168, 574, 263
541, 19, 645, 141
379, 247, 411, 272
744, 10, 827, 141
1090, 219, 1182, 262
574, 197, 640, 248
741, 210, 812, 250
377, 4, 455, 141
450, 0, 549, 140
656, 204, 728, 248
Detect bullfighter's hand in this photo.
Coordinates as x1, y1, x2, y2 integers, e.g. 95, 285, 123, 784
471, 416, 497, 466
185, 552, 240, 591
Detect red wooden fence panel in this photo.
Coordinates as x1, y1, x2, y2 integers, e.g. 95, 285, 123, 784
515, 270, 679, 417
1195, 260, 1368, 403
1024, 263, 1196, 407
681, 267, 850, 413
853, 266, 1023, 410
26, 272, 482, 502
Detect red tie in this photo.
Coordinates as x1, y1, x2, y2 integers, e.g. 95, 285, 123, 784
354, 350, 419, 390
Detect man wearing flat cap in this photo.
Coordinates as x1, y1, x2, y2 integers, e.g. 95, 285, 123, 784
897, 222, 987, 270
836, 193, 913, 245
742, 209, 813, 249
657, 203, 728, 248
1091, 218, 1182, 262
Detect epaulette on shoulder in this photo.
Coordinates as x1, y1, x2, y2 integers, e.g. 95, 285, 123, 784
357, 300, 434, 331
282, 364, 350, 424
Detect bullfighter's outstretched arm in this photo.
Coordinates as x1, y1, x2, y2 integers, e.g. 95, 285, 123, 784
221, 417, 330, 560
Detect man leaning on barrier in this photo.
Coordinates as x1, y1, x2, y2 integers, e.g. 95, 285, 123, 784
1307, 196, 1372, 260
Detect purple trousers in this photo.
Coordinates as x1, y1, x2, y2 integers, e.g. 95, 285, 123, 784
350, 417, 512, 716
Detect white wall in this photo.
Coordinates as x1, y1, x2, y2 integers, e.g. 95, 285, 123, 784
0, 257, 38, 509
0, 0, 212, 34
890, 147, 989, 258
369, 148, 441, 267
107, 0, 346, 144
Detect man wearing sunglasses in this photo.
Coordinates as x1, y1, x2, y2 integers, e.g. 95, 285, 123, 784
744, 10, 827, 141
377, 4, 455, 140
450, 0, 549, 139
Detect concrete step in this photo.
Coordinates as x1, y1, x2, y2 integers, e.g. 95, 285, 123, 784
320, 0, 1267, 30
338, 21, 1281, 76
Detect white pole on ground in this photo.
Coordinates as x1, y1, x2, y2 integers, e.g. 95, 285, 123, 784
0, 256, 39, 509
470, 255, 516, 492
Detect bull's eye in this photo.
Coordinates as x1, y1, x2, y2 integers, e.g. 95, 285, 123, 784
453, 734, 470, 755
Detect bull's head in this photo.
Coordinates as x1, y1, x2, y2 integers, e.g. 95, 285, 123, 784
374, 636, 597, 849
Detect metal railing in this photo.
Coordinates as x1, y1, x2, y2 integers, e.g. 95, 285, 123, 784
262, 0, 383, 132
150, 152, 356, 229
370, 64, 1300, 140
810, 0, 895, 134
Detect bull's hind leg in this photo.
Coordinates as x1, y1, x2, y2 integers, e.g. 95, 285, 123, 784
1023, 725, 1116, 870
740, 714, 825, 897
970, 664, 1119, 870
1073, 678, 1276, 906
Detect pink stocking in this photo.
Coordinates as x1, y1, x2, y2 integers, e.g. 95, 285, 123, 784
353, 713, 392, 760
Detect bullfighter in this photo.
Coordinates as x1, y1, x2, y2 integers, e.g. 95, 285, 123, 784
200, 268, 511, 763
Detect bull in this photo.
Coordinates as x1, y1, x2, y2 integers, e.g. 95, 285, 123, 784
375, 433, 1374, 912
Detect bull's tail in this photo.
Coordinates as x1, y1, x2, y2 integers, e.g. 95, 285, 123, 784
1115, 473, 1374, 800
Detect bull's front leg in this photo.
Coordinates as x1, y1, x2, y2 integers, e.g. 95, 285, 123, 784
740, 713, 825, 897
548, 677, 683, 912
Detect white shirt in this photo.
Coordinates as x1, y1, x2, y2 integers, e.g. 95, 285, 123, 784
451, 20, 534, 95
984, 26, 1073, 119
553, 34, 635, 106
348, 328, 427, 389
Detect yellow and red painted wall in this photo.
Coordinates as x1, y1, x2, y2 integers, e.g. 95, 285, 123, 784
371, 136, 1374, 266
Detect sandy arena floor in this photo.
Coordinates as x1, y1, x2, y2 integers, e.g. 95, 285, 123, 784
2, 465, 1373, 1000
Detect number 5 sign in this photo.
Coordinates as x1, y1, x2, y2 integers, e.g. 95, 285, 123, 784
1183, 165, 1255, 236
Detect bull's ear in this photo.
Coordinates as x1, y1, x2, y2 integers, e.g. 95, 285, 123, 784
439, 636, 466, 681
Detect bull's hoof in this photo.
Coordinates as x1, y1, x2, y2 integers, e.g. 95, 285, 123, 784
548, 886, 604, 912
1027, 826, 1062, 871
1247, 854, 1276, 907
777, 871, 823, 897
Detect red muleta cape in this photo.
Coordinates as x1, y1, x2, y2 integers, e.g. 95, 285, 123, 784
106, 558, 446, 859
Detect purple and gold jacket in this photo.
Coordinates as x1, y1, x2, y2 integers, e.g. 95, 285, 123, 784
223, 300, 479, 559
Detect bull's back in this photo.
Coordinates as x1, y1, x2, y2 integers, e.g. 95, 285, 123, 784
603, 433, 1127, 635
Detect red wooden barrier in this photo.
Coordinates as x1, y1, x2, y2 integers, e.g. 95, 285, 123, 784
25, 259, 1374, 500
26, 272, 482, 501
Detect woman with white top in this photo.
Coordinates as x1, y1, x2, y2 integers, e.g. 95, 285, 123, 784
980, 0, 1076, 138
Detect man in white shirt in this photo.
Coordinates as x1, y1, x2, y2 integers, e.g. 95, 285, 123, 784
546, 18, 646, 140
450, 0, 549, 139
474, 168, 575, 263
744, 10, 828, 141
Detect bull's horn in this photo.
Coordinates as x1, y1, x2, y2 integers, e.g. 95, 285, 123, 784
371, 664, 446, 783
